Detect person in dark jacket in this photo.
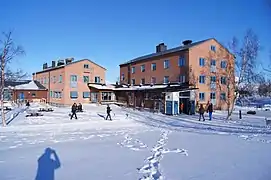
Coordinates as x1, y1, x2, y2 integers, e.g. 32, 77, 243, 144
70, 103, 78, 120
26, 101, 30, 107
207, 103, 213, 120
77, 103, 83, 112
105, 104, 112, 121
198, 104, 205, 121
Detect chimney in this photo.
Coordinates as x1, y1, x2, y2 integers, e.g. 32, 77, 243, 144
57, 59, 65, 66
65, 57, 74, 65
52, 61, 56, 67
43, 63, 48, 70
156, 43, 167, 53
182, 40, 193, 46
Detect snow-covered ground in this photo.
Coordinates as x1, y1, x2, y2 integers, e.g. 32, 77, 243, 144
0, 103, 271, 180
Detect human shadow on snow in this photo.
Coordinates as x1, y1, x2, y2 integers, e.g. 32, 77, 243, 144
35, 147, 61, 180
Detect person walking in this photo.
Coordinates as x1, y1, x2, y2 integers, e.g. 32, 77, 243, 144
180, 102, 184, 114
105, 104, 112, 121
207, 103, 213, 121
199, 104, 205, 121
70, 103, 78, 120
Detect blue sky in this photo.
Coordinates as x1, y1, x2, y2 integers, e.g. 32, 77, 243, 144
1, 0, 270, 82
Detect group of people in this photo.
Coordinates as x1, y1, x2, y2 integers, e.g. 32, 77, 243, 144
70, 103, 113, 121
70, 103, 83, 120
198, 102, 213, 121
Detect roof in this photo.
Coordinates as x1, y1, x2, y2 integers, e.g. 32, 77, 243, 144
14, 80, 47, 90
34, 59, 106, 74
119, 38, 212, 66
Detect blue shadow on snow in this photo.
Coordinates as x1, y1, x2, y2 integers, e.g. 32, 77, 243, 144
35, 147, 61, 180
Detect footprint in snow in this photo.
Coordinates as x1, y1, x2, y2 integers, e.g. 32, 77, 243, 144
117, 135, 148, 151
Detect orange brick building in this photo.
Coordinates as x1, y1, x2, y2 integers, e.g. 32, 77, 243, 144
32, 58, 106, 106
119, 39, 235, 110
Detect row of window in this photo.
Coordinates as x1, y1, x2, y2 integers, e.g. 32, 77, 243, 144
131, 75, 186, 85
199, 76, 227, 84
199, 92, 226, 101
49, 91, 91, 99
199, 58, 227, 68
39, 75, 101, 84
130, 57, 186, 74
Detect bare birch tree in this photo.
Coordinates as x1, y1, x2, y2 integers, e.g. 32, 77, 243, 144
0, 31, 25, 126
201, 30, 259, 120
227, 29, 260, 119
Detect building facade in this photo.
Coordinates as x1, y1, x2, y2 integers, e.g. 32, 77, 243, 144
13, 80, 47, 103
119, 39, 235, 110
33, 58, 106, 106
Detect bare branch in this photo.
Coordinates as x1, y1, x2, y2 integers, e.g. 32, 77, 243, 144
0, 31, 26, 126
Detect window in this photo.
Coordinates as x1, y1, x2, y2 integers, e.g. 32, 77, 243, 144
141, 65, 145, 72
54, 91, 58, 98
199, 75, 205, 84
179, 75, 185, 83
221, 61, 227, 68
83, 92, 90, 98
178, 57, 185, 67
164, 60, 170, 69
141, 78, 145, 85
131, 79, 135, 85
151, 63, 156, 71
211, 45, 216, 52
84, 64, 89, 69
70, 75, 77, 88
210, 92, 216, 99
121, 73, 124, 81
32, 93, 36, 97
53, 76, 56, 83
102, 92, 113, 101
95, 76, 101, 83
199, 58, 205, 66
211, 59, 216, 66
220, 92, 226, 101
221, 76, 227, 85
210, 76, 216, 83
151, 77, 156, 84
70, 75, 77, 82
131, 67, 135, 74
50, 91, 52, 97
70, 91, 78, 99
83, 76, 89, 83
199, 92, 205, 101
59, 75, 63, 83
164, 76, 169, 84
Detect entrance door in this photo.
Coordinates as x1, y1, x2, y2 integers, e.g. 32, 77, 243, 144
174, 101, 178, 115
91, 92, 98, 103
165, 101, 172, 115
19, 92, 25, 100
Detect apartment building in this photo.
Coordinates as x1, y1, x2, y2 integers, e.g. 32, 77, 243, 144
119, 38, 235, 110
33, 58, 106, 106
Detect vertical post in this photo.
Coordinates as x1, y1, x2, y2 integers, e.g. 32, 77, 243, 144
239, 110, 242, 120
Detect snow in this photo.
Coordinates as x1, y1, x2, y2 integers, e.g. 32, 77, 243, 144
89, 83, 182, 91
14, 80, 40, 90
0, 103, 271, 180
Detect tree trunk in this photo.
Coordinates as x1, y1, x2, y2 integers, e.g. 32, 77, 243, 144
226, 94, 237, 120
1, 62, 6, 126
